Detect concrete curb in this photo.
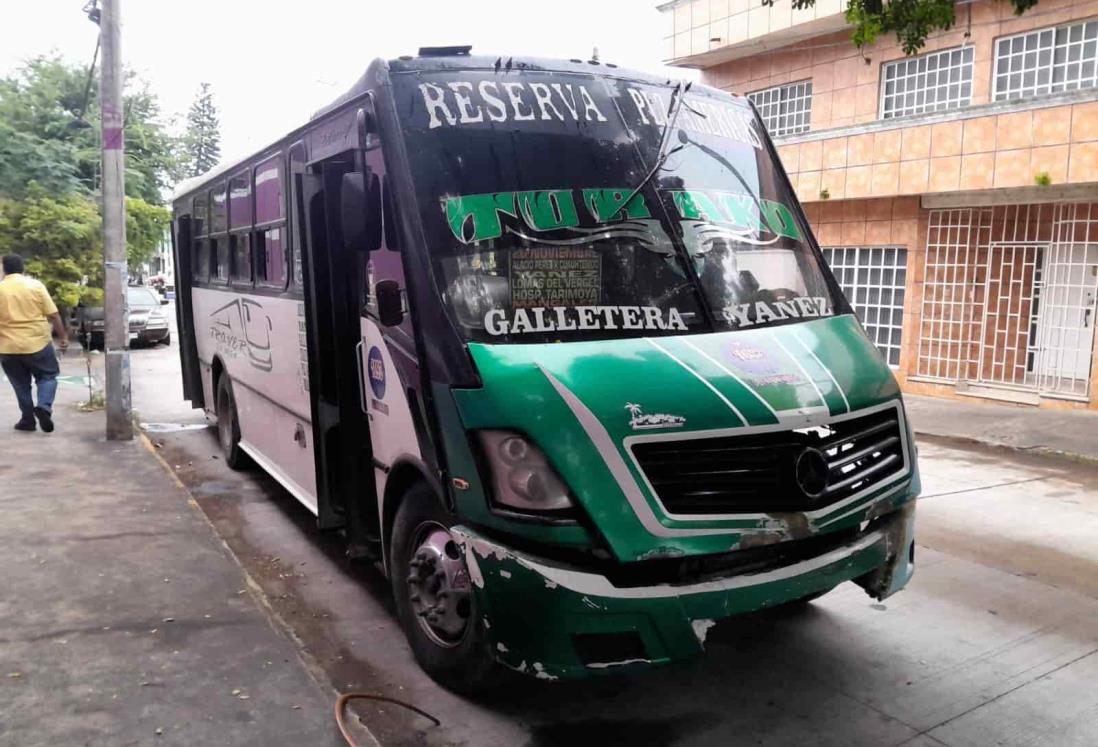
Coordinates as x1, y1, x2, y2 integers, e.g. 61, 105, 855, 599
137, 431, 381, 747
911, 428, 1098, 467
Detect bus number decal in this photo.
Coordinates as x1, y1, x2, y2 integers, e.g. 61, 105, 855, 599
367, 346, 387, 401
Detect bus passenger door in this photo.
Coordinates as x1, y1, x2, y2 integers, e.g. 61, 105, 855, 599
299, 153, 378, 553
356, 161, 426, 541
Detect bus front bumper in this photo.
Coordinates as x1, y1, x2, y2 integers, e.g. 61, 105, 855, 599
453, 502, 915, 680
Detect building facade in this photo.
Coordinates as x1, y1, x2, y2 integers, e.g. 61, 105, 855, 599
659, 0, 1098, 409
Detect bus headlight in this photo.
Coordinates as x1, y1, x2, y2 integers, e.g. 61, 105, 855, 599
478, 430, 574, 513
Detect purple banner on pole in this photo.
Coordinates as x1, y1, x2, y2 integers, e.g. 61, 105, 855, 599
104, 126, 124, 151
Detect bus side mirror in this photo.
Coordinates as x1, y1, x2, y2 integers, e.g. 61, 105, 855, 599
375, 279, 404, 327
340, 171, 382, 252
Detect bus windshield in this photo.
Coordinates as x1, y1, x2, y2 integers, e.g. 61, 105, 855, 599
396, 69, 837, 344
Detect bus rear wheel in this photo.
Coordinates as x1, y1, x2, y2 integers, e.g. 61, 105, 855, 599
390, 484, 498, 693
215, 374, 248, 470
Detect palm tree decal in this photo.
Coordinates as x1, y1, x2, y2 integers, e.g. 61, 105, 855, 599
625, 401, 685, 430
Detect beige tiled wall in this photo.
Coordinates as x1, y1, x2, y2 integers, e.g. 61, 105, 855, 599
662, 0, 846, 61
700, 0, 1098, 129
777, 101, 1098, 202
802, 197, 925, 376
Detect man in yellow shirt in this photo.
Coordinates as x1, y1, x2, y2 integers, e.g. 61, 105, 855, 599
0, 254, 69, 432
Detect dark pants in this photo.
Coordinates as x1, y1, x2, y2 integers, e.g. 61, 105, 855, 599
0, 344, 60, 420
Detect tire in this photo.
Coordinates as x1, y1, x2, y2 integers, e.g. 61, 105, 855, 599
215, 374, 249, 470
161, 333, 171, 346
390, 484, 499, 693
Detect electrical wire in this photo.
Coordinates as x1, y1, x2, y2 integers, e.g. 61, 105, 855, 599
334, 692, 440, 747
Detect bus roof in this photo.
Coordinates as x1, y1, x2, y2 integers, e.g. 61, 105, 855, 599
170, 52, 726, 205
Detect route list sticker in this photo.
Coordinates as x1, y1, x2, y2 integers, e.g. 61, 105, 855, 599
511, 248, 601, 308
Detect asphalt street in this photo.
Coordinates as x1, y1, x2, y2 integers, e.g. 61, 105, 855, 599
123, 316, 1098, 747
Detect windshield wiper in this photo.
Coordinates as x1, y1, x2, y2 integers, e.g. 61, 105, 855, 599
620, 80, 692, 210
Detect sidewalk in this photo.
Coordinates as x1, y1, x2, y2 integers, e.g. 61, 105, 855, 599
904, 393, 1098, 463
0, 355, 344, 746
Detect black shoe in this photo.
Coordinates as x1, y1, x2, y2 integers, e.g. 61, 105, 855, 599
33, 407, 54, 433
14, 418, 36, 432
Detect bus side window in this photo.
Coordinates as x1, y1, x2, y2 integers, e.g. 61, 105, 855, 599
255, 155, 288, 290
287, 143, 306, 291
229, 170, 253, 286
192, 193, 209, 282
210, 183, 229, 283
256, 227, 287, 287
230, 233, 253, 284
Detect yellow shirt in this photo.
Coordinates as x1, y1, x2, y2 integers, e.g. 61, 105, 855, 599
0, 273, 58, 354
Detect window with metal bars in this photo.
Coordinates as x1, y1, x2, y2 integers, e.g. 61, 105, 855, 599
880, 46, 973, 119
821, 246, 908, 367
747, 80, 812, 137
993, 20, 1098, 100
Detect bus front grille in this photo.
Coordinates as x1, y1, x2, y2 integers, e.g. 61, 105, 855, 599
629, 405, 906, 516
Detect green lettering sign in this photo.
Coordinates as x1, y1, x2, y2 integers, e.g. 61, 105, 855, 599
582, 189, 651, 222
762, 200, 801, 240
516, 190, 579, 232
671, 190, 722, 222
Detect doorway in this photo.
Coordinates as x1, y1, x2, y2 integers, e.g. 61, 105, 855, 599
919, 202, 1098, 401
299, 151, 377, 544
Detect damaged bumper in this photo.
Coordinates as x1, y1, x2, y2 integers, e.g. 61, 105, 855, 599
453, 501, 915, 680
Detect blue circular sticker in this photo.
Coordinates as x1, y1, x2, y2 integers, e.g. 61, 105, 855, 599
367, 346, 386, 400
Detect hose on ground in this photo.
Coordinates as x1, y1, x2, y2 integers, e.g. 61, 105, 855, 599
334, 692, 441, 746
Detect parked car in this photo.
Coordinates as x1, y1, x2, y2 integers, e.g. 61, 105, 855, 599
78, 285, 171, 350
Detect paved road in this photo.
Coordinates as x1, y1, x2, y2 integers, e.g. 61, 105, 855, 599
128, 335, 1098, 747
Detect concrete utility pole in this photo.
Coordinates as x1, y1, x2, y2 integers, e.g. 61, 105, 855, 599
99, 0, 133, 440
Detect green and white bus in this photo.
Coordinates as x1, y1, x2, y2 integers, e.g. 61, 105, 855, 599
171, 47, 919, 690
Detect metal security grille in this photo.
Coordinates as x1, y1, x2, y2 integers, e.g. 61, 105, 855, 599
993, 20, 1098, 101
881, 46, 974, 119
822, 246, 908, 366
917, 204, 1098, 399
1036, 203, 1098, 396
917, 208, 991, 381
979, 243, 1043, 388
747, 80, 812, 137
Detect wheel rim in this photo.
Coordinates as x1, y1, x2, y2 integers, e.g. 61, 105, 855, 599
406, 522, 473, 648
217, 385, 233, 452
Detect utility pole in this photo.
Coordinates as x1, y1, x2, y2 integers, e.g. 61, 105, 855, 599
99, 0, 133, 440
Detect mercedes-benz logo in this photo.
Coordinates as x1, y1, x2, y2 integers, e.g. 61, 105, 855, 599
795, 447, 830, 499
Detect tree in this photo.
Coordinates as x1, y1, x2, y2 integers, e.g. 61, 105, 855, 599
0, 185, 103, 308
125, 196, 171, 268
185, 83, 221, 177
0, 55, 179, 310
0, 55, 183, 204
768, 0, 1040, 54
0, 186, 169, 309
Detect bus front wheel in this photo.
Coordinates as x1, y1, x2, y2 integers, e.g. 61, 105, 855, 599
390, 484, 498, 693
215, 374, 248, 470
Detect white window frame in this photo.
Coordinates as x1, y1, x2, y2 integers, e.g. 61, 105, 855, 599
747, 80, 813, 137
821, 246, 908, 368
879, 45, 974, 120
992, 19, 1098, 101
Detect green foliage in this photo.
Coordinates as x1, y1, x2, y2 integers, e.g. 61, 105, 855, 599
0, 55, 183, 204
125, 196, 170, 268
0, 119, 84, 197
0, 187, 167, 309
779, 0, 1040, 54
1034, 171, 1052, 186
0, 55, 182, 311
185, 83, 221, 177
0, 185, 102, 308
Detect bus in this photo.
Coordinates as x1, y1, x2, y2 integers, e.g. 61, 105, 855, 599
170, 48, 919, 691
